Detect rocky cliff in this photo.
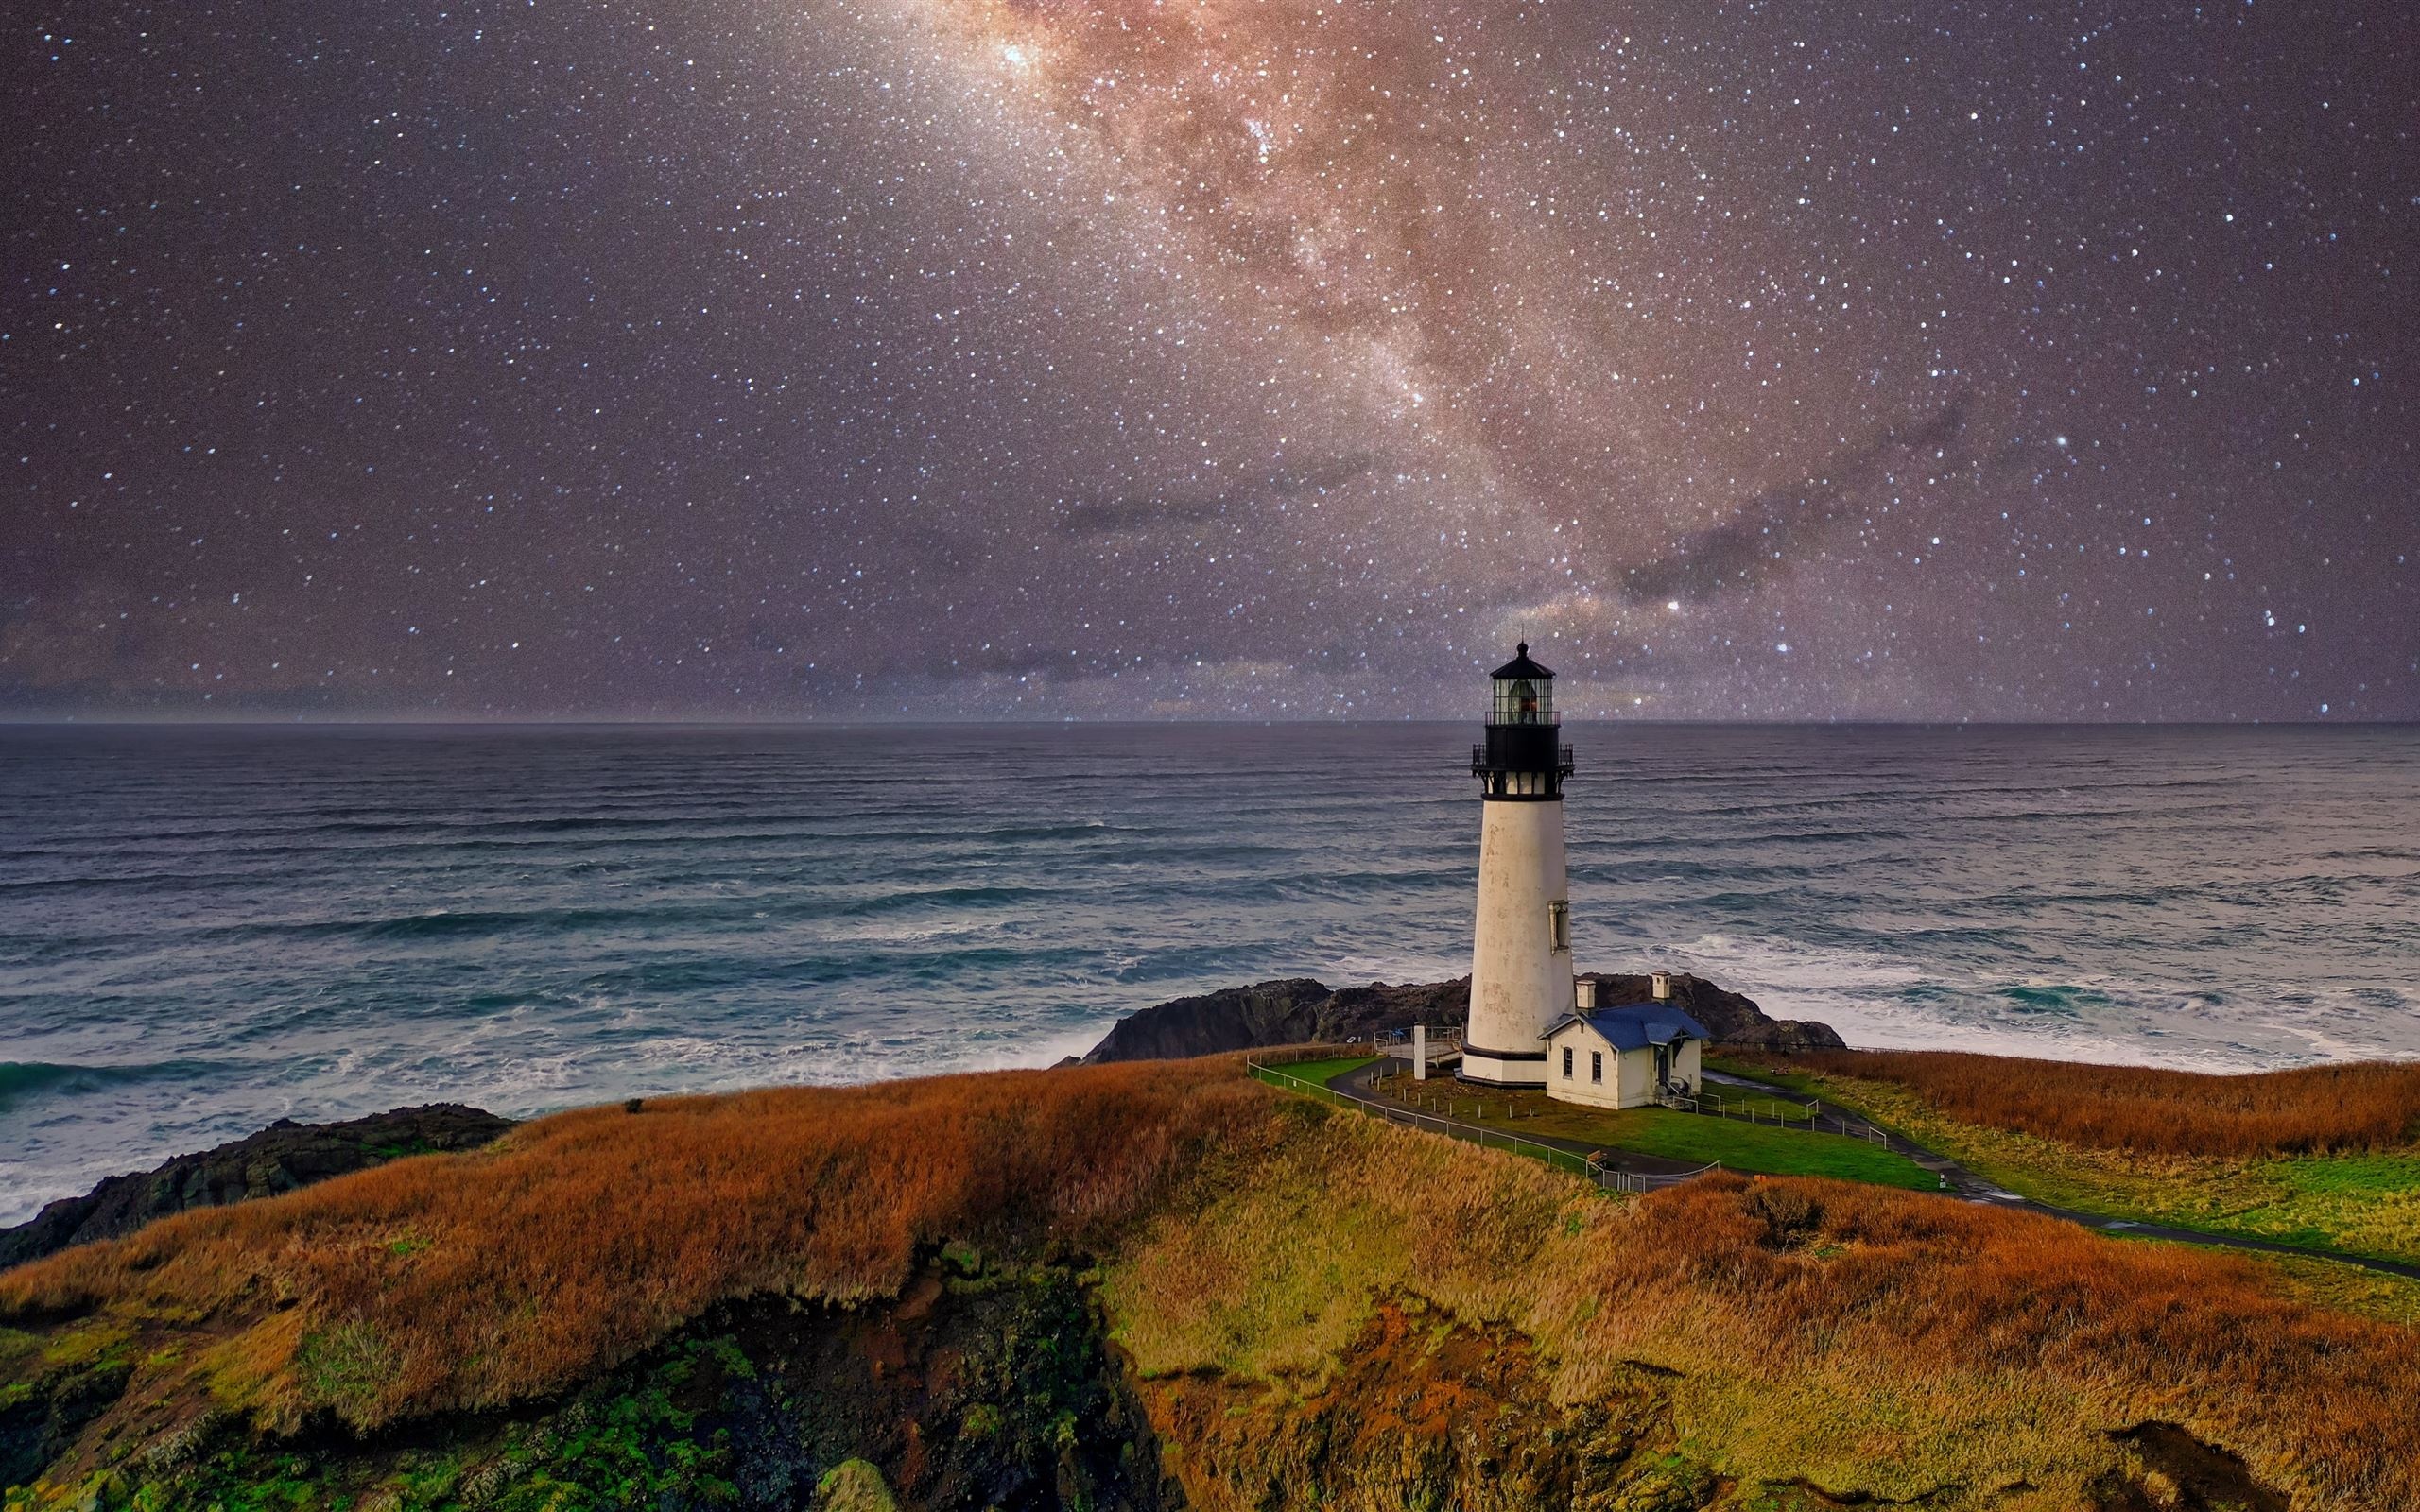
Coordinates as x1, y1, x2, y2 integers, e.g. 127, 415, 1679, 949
1081, 971, 1841, 1061
1078, 978, 1466, 1062
0, 1103, 514, 1269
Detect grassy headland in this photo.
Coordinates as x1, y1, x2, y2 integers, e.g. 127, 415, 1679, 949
1716, 1048, 2420, 1266
5, 1056, 2418, 1510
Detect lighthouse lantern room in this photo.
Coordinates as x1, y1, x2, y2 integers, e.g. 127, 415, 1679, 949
1462, 644, 1577, 1087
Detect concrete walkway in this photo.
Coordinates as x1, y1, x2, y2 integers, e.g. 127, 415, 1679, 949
1320, 1057, 2420, 1281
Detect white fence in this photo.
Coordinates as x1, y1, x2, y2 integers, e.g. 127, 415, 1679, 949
1662, 1087, 1824, 1132
1684, 1084, 1904, 1151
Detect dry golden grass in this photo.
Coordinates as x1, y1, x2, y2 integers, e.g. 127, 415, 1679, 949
6, 1056, 2417, 1509
0, 1058, 1269, 1432
1752, 1047, 2420, 1156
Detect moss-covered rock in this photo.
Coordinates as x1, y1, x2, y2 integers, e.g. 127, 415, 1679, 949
817, 1458, 901, 1512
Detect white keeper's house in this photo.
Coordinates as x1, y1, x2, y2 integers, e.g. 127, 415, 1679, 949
1540, 976, 1709, 1110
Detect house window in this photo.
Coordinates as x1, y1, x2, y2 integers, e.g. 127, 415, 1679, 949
1562, 1046, 1573, 1078
1548, 900, 1570, 952
1590, 1051, 1602, 1084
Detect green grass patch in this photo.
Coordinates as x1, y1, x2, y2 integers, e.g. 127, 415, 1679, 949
1249, 1057, 1376, 1108
37, 1319, 132, 1373
2277, 1152, 2420, 1198
1705, 1056, 1827, 1099
1607, 1110, 1940, 1188
1408, 1082, 1937, 1189
1290, 1064, 1937, 1190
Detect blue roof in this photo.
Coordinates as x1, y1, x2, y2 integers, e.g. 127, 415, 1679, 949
1542, 1003, 1710, 1050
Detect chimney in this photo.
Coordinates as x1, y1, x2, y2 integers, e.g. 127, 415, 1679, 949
1575, 977, 1597, 1010
1651, 971, 1671, 1001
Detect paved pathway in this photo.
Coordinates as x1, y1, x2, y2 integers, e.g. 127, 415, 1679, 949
1315, 1057, 2420, 1281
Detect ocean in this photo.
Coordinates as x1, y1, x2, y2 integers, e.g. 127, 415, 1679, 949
2, 722, 2415, 1226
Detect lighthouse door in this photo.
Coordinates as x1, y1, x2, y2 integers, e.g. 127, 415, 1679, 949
1653, 1043, 1670, 1089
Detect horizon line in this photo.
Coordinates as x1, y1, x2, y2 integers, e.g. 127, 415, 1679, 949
2, 714, 2410, 731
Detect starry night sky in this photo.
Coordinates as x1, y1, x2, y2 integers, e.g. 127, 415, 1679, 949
6, 1, 2415, 720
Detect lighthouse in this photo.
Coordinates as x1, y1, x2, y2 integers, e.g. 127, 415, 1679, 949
1462, 644, 1576, 1086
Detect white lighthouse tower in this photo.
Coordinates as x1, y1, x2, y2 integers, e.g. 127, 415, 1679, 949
1462, 644, 1575, 1087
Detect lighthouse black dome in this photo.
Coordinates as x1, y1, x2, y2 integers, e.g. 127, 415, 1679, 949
1474, 641, 1573, 799
1491, 642, 1554, 680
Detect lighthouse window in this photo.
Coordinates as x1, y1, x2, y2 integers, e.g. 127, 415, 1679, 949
1491, 678, 1556, 725
1562, 1046, 1574, 1079
1548, 900, 1570, 952
1590, 1051, 1603, 1084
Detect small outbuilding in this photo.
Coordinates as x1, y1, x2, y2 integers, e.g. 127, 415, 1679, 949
1541, 1001, 1710, 1110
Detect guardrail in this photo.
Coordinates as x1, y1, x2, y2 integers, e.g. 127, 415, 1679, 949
1468, 743, 1578, 775
1682, 1081, 1905, 1151
1247, 1057, 1719, 1194
1369, 1026, 1462, 1049
1666, 1088, 1824, 1132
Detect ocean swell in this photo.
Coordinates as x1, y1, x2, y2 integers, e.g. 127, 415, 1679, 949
1, 721, 2414, 1227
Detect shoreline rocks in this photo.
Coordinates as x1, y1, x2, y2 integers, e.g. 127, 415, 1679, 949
1077, 978, 1466, 1063
0, 1103, 514, 1270
1081, 971, 1843, 1062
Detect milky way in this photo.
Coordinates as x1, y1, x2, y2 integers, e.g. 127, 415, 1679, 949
5, 1, 2414, 718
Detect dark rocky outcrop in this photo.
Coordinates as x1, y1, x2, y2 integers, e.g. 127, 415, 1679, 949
0, 1338, 129, 1493
0, 1104, 515, 1270
1315, 977, 1475, 1039
1079, 978, 1338, 1062
1079, 978, 1473, 1063
1082, 971, 1841, 1062
1580, 971, 1848, 1052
